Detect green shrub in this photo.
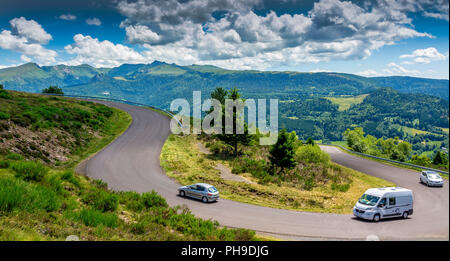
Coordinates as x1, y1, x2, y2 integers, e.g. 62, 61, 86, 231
11, 161, 48, 182
72, 208, 118, 228
209, 142, 222, 154
93, 105, 113, 118
141, 191, 168, 209
61, 171, 80, 187
0, 177, 61, 212
0, 160, 9, 169
0, 178, 23, 212
303, 176, 316, 190
331, 183, 351, 192
119, 191, 143, 212
92, 179, 108, 190
0, 89, 11, 99
130, 222, 147, 235
82, 189, 119, 212
42, 86, 64, 95
0, 111, 10, 120
232, 157, 268, 179
296, 145, 330, 164
6, 153, 23, 161
61, 170, 74, 180
208, 141, 231, 155
11, 115, 31, 127
0, 122, 9, 132
227, 228, 255, 241
46, 174, 64, 194
410, 154, 431, 167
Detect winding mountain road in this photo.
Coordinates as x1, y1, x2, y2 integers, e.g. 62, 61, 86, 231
84, 101, 449, 240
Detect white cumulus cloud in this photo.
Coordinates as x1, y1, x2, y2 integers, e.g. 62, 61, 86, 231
399, 47, 448, 64
0, 17, 56, 64
125, 25, 161, 44
64, 34, 147, 67
10, 17, 53, 44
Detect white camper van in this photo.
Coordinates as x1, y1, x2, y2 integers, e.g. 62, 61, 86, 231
353, 187, 413, 222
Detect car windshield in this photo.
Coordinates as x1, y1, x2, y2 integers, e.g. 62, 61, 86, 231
208, 187, 218, 193
428, 174, 440, 179
358, 194, 380, 206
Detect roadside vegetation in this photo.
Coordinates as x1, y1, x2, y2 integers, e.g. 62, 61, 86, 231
344, 127, 449, 171
42, 86, 64, 95
161, 134, 393, 214
161, 87, 394, 214
0, 89, 256, 241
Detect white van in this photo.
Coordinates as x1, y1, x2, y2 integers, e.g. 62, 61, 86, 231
353, 187, 413, 222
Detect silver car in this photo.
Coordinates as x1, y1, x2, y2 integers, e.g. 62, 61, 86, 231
178, 183, 220, 203
420, 171, 444, 187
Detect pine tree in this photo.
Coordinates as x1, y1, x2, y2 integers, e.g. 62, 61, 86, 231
211, 87, 252, 156
269, 129, 297, 174
433, 151, 448, 165
210, 87, 227, 105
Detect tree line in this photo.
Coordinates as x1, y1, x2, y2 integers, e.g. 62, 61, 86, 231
344, 127, 448, 170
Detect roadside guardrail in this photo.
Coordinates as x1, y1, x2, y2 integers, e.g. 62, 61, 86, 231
321, 143, 449, 175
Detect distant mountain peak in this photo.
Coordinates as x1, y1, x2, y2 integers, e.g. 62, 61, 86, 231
150, 60, 167, 66
19, 62, 40, 68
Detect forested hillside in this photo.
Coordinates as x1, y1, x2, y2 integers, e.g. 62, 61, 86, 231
280, 88, 449, 156
372, 76, 449, 100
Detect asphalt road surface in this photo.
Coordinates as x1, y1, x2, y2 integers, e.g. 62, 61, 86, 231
85, 101, 449, 240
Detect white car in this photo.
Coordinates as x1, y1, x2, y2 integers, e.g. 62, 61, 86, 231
420, 171, 444, 187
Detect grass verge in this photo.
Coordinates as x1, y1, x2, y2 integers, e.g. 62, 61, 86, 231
160, 134, 394, 214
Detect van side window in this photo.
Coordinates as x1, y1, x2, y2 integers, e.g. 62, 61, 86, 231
389, 197, 396, 206
379, 198, 386, 207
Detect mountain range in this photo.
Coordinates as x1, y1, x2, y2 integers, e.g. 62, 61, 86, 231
0, 61, 448, 155
1, 62, 448, 106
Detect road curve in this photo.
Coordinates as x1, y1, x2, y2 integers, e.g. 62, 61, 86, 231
85, 101, 449, 240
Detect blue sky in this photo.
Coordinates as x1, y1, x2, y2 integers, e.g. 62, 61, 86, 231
0, 0, 448, 79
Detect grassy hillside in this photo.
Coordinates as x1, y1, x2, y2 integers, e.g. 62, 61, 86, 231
0, 63, 108, 93
0, 90, 130, 166
0, 90, 256, 241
